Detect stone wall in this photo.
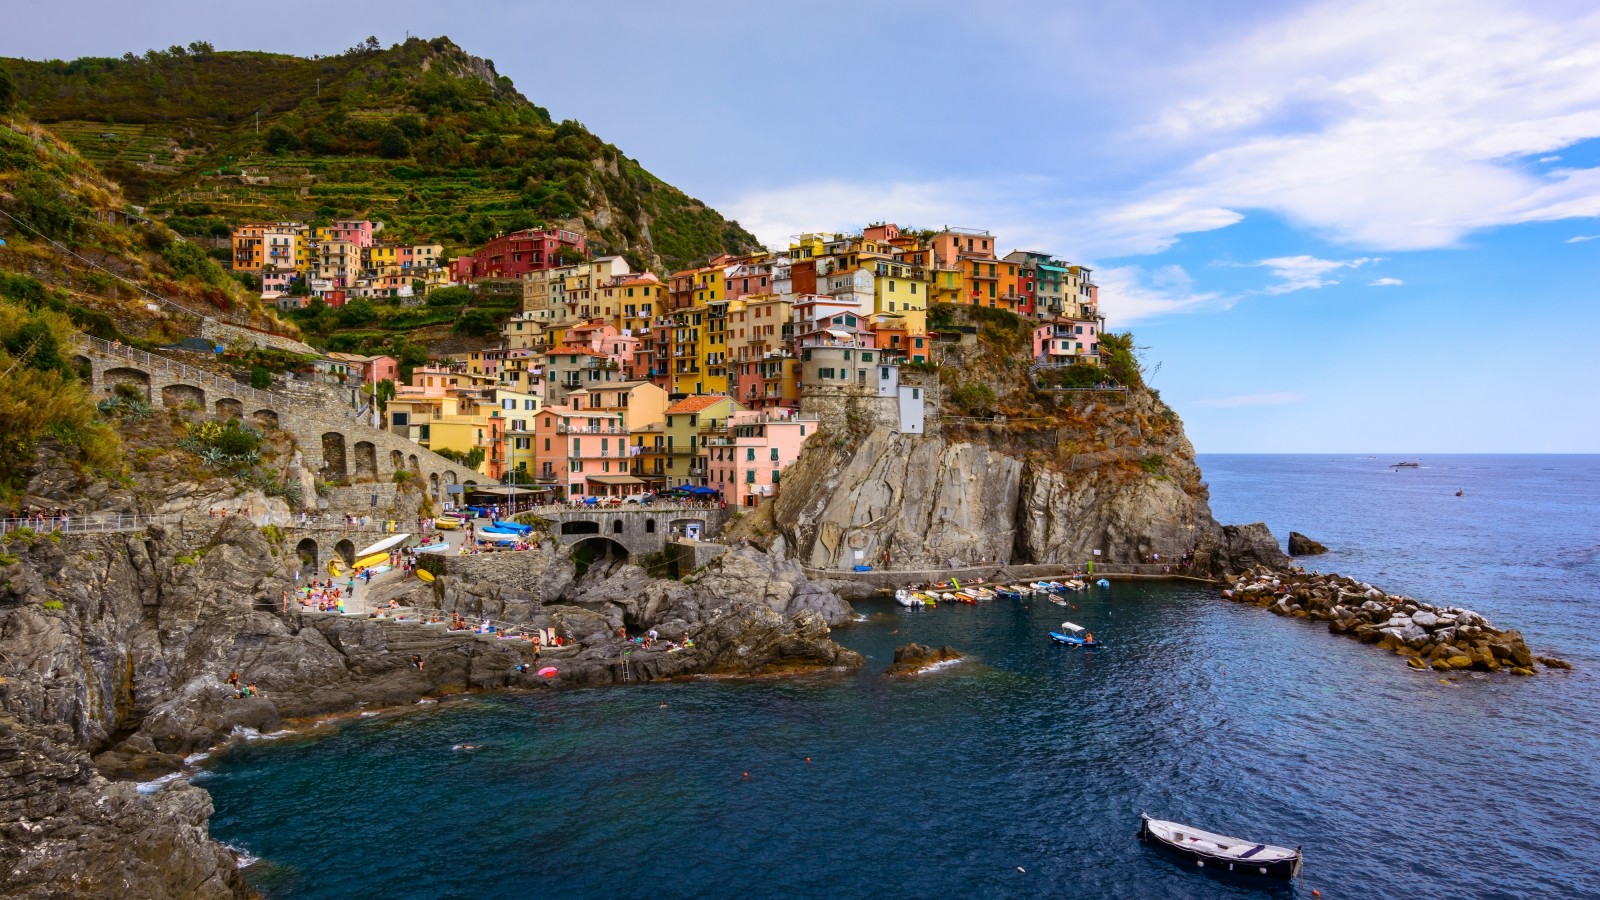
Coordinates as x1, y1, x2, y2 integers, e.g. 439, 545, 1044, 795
199, 319, 319, 356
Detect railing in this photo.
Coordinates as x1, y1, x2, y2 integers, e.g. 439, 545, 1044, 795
0, 514, 178, 536
79, 335, 279, 406
555, 424, 627, 434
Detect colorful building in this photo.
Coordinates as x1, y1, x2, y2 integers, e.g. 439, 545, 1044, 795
453, 227, 585, 281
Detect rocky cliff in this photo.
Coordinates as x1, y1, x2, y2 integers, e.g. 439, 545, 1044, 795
771, 382, 1278, 576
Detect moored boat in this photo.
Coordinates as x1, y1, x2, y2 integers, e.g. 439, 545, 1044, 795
1138, 814, 1302, 880
894, 589, 923, 608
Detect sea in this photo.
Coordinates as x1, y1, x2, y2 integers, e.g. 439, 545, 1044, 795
198, 455, 1600, 899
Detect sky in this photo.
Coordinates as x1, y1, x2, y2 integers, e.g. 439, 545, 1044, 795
5, 0, 1599, 452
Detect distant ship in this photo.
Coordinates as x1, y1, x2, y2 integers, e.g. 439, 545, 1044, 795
1390, 461, 1420, 468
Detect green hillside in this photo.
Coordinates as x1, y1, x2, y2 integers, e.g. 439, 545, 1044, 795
2, 36, 761, 272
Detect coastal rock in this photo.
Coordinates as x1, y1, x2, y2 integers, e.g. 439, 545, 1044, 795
885, 643, 963, 676
1412, 611, 1440, 628
1287, 531, 1329, 555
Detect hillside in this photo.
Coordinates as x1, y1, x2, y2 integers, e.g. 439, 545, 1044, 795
2, 37, 762, 272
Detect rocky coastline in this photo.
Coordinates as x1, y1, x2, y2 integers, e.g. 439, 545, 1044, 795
1222, 565, 1572, 674
884, 643, 963, 676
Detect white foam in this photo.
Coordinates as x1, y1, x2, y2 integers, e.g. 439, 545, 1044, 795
184, 750, 211, 765
135, 772, 184, 794
229, 726, 295, 742
223, 842, 260, 869
918, 658, 965, 674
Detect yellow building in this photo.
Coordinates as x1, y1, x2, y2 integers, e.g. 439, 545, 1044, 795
697, 299, 730, 395
366, 245, 399, 277
495, 387, 542, 482
663, 395, 744, 487
869, 259, 928, 335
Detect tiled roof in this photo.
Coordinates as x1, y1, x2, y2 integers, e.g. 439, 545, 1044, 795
666, 395, 729, 414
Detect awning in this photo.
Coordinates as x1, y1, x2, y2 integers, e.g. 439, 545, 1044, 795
825, 329, 854, 339
469, 485, 549, 496
585, 474, 645, 485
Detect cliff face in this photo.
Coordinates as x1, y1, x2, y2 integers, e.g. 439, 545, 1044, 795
772, 383, 1277, 575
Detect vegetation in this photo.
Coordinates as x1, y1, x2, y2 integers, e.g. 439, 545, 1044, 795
0, 298, 120, 495
948, 383, 998, 416
1098, 331, 1143, 389
435, 446, 484, 469
177, 419, 263, 466
2, 37, 761, 271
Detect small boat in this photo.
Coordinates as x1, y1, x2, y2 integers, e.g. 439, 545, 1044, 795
433, 517, 462, 531
413, 542, 452, 554
1139, 814, 1302, 880
487, 520, 534, 534
1390, 461, 1419, 468
416, 568, 436, 583
1049, 622, 1100, 647
915, 592, 938, 606
1062, 579, 1087, 592
1095, 579, 1110, 589
355, 533, 412, 558
479, 525, 522, 536
894, 589, 923, 608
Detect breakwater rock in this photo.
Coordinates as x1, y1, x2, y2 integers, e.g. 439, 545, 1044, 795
1221, 566, 1572, 674
1287, 531, 1328, 555
885, 643, 963, 676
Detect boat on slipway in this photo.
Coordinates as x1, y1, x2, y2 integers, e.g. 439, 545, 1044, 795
1049, 622, 1100, 647
1138, 814, 1302, 880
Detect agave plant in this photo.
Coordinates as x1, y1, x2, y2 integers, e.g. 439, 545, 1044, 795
200, 447, 228, 466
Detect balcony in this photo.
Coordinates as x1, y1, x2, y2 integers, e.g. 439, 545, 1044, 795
555, 424, 628, 435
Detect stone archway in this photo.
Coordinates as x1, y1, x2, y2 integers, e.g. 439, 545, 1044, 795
611, 519, 625, 535
161, 384, 205, 409
390, 450, 404, 472
333, 539, 356, 565
252, 409, 279, 430
560, 520, 601, 537
71, 354, 93, 384
215, 397, 244, 420
569, 536, 629, 579
295, 538, 319, 569
409, 454, 420, 475
353, 441, 377, 479
444, 471, 457, 486
321, 433, 348, 479
103, 367, 149, 397
429, 472, 440, 499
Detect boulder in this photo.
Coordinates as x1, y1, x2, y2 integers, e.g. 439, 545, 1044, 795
884, 643, 963, 677
1445, 654, 1473, 670
1406, 657, 1428, 670
1287, 532, 1329, 556
1412, 611, 1440, 629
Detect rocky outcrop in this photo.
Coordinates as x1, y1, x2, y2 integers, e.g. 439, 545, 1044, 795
0, 717, 248, 900
885, 643, 963, 676
1201, 523, 1291, 574
1221, 566, 1571, 674
1288, 532, 1329, 556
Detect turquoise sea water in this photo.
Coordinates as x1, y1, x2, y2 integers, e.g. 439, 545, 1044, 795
200, 455, 1600, 898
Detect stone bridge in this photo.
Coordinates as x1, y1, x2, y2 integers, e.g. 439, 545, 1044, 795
73, 336, 489, 505
522, 505, 728, 557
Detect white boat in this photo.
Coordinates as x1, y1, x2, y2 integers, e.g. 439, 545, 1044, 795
355, 533, 412, 557
1139, 814, 1302, 879
894, 589, 923, 608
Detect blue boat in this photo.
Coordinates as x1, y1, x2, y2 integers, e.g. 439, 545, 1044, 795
487, 520, 533, 534
479, 525, 522, 536
1049, 622, 1101, 647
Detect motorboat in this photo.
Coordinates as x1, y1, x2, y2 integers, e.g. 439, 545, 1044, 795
1139, 814, 1302, 880
1389, 461, 1420, 468
1049, 622, 1100, 647
894, 589, 923, 608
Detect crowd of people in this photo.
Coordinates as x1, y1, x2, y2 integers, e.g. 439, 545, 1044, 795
4, 507, 73, 530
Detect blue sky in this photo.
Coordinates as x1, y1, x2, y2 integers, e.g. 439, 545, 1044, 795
6, 0, 1599, 451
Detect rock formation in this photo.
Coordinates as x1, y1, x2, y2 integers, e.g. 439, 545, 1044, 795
885, 643, 963, 676
1288, 531, 1329, 555
1221, 566, 1571, 674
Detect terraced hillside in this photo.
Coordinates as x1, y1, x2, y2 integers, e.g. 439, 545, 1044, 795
2, 37, 761, 272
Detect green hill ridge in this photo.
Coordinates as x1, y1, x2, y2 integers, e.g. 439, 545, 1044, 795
2, 36, 760, 272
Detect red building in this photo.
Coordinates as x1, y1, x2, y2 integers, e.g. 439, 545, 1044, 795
452, 228, 586, 281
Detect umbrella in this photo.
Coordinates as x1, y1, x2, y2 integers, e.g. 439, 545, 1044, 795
686, 485, 719, 496
537, 666, 558, 678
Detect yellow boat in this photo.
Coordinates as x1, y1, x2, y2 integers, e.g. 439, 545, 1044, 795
353, 551, 389, 570
416, 568, 435, 583
434, 517, 461, 531
327, 559, 343, 577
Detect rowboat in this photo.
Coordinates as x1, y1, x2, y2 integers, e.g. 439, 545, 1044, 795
1139, 814, 1302, 880
413, 542, 452, 554
487, 520, 534, 534
1049, 622, 1099, 646
416, 568, 436, 583
479, 525, 522, 536
433, 517, 462, 531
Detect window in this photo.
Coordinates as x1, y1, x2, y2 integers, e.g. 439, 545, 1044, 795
747, 448, 756, 461
746, 470, 756, 483
770, 448, 779, 461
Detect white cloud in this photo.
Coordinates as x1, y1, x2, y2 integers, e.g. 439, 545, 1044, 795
1232, 255, 1374, 293
1095, 264, 1222, 326
1369, 276, 1404, 286
1195, 392, 1306, 408
1566, 234, 1600, 243
1540, 155, 1563, 162
1090, 0, 1600, 255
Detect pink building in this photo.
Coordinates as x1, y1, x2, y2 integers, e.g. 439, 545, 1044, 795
532, 405, 636, 500
1033, 320, 1099, 364
327, 220, 375, 248
702, 409, 818, 507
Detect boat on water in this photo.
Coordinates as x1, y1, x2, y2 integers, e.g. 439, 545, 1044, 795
1390, 461, 1420, 468
894, 589, 923, 608
1049, 622, 1100, 647
1139, 813, 1302, 880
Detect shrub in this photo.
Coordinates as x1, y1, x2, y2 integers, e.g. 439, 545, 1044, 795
949, 383, 997, 414
41, 599, 64, 611
249, 366, 272, 389
1138, 454, 1166, 474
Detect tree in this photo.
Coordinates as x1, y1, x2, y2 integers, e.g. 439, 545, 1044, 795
425, 285, 473, 307
377, 126, 410, 159
453, 308, 497, 337
264, 125, 299, 153
0, 66, 17, 114
249, 366, 272, 389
